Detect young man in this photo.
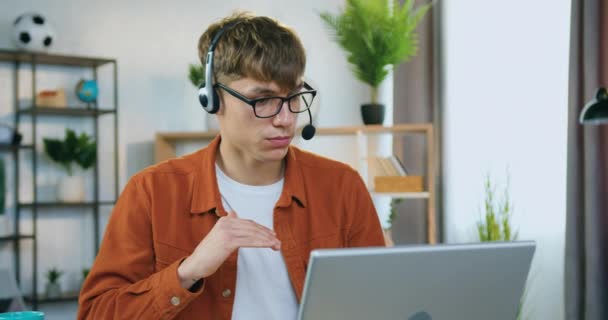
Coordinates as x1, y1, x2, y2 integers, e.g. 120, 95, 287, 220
78, 12, 384, 320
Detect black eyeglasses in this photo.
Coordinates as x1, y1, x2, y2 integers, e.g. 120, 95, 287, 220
215, 82, 317, 118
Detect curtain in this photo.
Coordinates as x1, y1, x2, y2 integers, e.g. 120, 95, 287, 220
565, 0, 608, 319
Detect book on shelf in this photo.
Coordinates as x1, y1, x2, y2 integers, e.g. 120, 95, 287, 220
368, 155, 408, 177
369, 155, 423, 193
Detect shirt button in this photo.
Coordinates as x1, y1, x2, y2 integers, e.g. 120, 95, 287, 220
170, 296, 181, 306
222, 289, 232, 297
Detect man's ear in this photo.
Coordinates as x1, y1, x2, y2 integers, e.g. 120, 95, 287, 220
215, 91, 226, 116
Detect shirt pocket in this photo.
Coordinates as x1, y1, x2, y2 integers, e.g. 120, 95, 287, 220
154, 240, 192, 271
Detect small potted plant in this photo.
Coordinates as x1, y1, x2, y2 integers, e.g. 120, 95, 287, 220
45, 267, 63, 299
320, 0, 431, 125
43, 129, 96, 202
476, 172, 518, 242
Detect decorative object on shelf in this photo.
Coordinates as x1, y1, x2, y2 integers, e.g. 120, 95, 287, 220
0, 124, 22, 147
368, 155, 423, 192
579, 87, 608, 124
320, 0, 431, 125
11, 12, 55, 52
188, 64, 220, 130
36, 88, 66, 108
43, 129, 96, 202
75, 79, 99, 105
44, 267, 63, 299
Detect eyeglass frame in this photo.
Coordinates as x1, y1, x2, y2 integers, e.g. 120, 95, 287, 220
215, 81, 317, 118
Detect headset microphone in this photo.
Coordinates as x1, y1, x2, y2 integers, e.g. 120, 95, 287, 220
301, 108, 316, 140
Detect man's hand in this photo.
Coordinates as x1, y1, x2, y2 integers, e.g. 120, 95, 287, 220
177, 211, 281, 289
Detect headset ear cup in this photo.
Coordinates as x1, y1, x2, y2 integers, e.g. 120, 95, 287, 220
198, 84, 209, 109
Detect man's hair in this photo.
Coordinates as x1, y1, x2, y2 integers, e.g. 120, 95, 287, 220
197, 12, 306, 92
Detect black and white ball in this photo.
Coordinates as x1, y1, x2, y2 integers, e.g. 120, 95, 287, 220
12, 13, 55, 52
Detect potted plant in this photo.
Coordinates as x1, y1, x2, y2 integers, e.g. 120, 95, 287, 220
320, 0, 431, 125
45, 267, 63, 299
476, 173, 518, 242
476, 172, 532, 320
43, 129, 96, 202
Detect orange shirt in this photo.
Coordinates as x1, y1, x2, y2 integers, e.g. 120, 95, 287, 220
78, 136, 385, 320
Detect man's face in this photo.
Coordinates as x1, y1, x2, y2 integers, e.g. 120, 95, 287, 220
216, 77, 300, 163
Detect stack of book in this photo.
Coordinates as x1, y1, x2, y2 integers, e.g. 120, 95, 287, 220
367, 155, 423, 193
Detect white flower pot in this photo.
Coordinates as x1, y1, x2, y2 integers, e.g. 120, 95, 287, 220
57, 176, 85, 202
45, 282, 62, 299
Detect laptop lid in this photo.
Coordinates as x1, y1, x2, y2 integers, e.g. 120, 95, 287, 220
297, 241, 535, 320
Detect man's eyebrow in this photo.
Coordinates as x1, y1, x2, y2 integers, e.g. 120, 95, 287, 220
248, 83, 304, 96
248, 87, 278, 96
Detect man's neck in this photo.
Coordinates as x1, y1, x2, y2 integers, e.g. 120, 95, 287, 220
216, 142, 284, 186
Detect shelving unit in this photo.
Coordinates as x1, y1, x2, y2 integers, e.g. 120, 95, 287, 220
154, 123, 437, 244
0, 49, 119, 309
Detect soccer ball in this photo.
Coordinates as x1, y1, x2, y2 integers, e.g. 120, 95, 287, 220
12, 13, 55, 52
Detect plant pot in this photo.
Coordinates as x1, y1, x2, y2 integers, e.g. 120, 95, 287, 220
45, 282, 62, 299
361, 103, 385, 125
57, 175, 85, 202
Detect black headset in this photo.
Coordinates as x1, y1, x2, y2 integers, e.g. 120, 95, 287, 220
197, 20, 316, 140
198, 21, 240, 114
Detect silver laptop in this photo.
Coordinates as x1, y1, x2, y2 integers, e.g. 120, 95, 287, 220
297, 241, 535, 320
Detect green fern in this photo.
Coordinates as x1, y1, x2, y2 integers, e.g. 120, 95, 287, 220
320, 0, 431, 103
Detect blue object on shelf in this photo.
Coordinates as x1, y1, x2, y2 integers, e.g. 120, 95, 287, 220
76, 79, 98, 103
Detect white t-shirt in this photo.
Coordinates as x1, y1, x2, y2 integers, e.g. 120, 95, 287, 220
216, 165, 299, 320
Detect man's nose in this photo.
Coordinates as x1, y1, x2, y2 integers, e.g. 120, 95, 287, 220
272, 100, 295, 125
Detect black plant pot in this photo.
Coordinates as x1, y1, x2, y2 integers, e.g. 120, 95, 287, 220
361, 104, 385, 125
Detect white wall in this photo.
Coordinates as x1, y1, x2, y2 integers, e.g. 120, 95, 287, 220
0, 0, 372, 310
442, 1, 570, 320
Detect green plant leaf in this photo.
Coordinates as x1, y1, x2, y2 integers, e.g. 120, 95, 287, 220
189, 64, 204, 88
43, 129, 97, 174
320, 0, 431, 102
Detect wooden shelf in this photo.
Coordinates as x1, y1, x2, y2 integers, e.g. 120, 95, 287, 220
0, 49, 114, 68
25, 291, 80, 304
18, 107, 116, 117
155, 124, 434, 163
0, 144, 33, 152
316, 124, 432, 135
370, 191, 430, 199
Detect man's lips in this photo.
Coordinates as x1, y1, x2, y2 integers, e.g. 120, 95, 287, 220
266, 136, 291, 147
